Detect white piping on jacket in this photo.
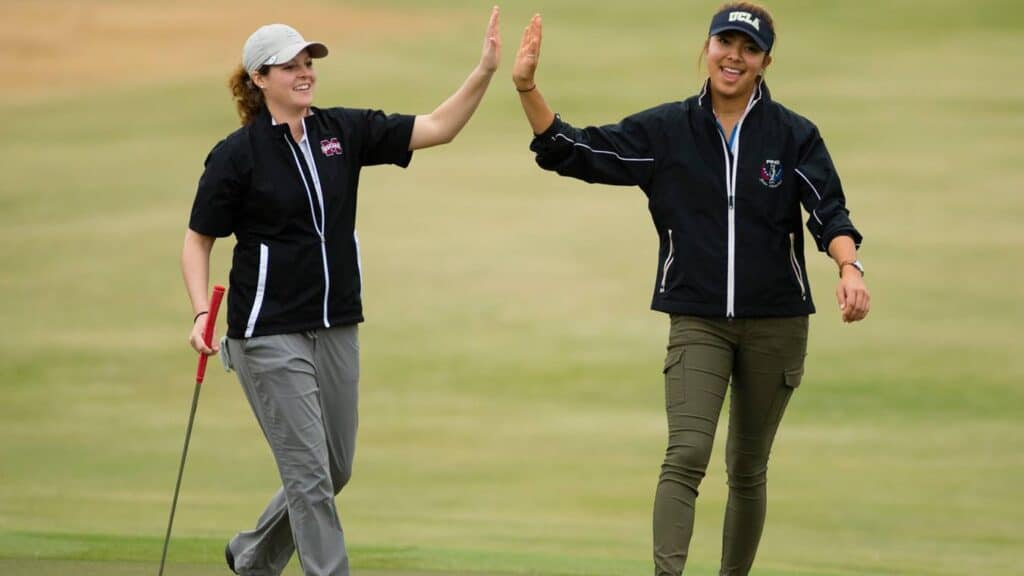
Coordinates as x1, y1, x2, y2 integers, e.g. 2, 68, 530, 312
789, 232, 807, 300
245, 243, 270, 338
794, 168, 825, 231
354, 230, 363, 294
552, 133, 655, 163
660, 229, 675, 293
283, 117, 331, 329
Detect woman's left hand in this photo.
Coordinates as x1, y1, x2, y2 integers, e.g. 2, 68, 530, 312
479, 6, 501, 74
837, 270, 870, 323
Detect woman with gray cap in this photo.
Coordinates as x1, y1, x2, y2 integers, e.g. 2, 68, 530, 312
181, 8, 501, 575
513, 2, 869, 574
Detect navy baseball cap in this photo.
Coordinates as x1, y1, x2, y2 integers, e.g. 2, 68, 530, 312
708, 7, 775, 53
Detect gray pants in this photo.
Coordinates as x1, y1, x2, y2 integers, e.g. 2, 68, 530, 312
223, 325, 359, 576
653, 315, 808, 576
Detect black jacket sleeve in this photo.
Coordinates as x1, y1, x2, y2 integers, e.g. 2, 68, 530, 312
529, 110, 660, 188
189, 137, 246, 238
794, 127, 862, 252
357, 109, 416, 168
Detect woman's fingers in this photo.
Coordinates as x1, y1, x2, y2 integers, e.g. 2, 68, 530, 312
533, 13, 543, 54
521, 14, 541, 59
189, 334, 214, 355
479, 6, 500, 72
513, 14, 543, 87
517, 15, 537, 58
855, 288, 870, 321
837, 277, 870, 323
188, 322, 217, 355
836, 282, 847, 313
487, 6, 500, 50
838, 282, 870, 322
489, 5, 499, 31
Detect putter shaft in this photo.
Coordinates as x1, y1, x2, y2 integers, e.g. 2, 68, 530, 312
157, 380, 202, 576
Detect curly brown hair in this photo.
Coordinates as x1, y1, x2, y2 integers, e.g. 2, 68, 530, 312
228, 65, 269, 125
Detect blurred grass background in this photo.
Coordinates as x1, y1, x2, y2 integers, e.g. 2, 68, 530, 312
0, 0, 1022, 574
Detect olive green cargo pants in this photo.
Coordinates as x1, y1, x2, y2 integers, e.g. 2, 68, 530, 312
653, 315, 808, 576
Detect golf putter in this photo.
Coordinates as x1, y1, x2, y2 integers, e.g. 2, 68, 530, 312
158, 285, 226, 576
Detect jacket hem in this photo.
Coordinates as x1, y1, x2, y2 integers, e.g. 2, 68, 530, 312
227, 313, 365, 339
652, 301, 815, 318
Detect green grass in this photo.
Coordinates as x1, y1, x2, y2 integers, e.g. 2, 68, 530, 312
1, 0, 1022, 574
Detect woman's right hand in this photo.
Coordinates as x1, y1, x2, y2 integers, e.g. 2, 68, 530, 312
513, 14, 542, 91
182, 229, 218, 355
189, 314, 219, 356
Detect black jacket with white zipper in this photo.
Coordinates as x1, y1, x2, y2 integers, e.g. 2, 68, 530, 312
530, 80, 861, 318
189, 106, 415, 338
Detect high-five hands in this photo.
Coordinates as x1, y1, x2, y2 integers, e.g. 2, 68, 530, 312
408, 6, 501, 150
513, 14, 542, 91
480, 6, 501, 74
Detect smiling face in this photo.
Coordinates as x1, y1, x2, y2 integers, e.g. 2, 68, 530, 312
251, 49, 316, 117
705, 31, 771, 103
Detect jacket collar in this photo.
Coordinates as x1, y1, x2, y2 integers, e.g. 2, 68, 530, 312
253, 106, 320, 137
697, 78, 770, 109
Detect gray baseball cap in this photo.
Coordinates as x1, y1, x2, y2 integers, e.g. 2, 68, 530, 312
242, 24, 328, 73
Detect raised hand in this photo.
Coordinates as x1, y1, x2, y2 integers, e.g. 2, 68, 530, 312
513, 14, 542, 91
407, 6, 502, 150
480, 6, 501, 74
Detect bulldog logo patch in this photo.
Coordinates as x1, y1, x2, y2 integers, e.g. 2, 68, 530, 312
759, 159, 782, 188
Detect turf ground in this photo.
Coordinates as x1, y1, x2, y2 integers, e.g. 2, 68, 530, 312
1, 0, 1022, 574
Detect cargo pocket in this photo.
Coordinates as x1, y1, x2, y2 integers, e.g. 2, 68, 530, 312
663, 347, 686, 408
765, 367, 802, 426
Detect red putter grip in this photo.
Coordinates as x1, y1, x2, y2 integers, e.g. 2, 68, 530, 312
195, 285, 226, 384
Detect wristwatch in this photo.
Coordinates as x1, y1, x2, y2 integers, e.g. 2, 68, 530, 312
839, 259, 865, 277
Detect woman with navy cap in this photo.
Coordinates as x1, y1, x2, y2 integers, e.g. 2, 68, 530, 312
513, 2, 869, 574
182, 8, 501, 576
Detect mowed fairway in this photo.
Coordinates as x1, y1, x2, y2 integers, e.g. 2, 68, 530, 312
1, 0, 1022, 574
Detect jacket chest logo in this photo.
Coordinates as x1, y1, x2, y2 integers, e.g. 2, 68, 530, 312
759, 159, 783, 188
320, 137, 343, 157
